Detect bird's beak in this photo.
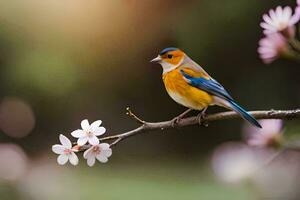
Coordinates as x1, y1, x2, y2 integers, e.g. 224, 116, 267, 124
150, 55, 162, 63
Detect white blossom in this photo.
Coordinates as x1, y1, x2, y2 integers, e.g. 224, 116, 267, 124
83, 143, 112, 166
52, 134, 79, 165
71, 119, 106, 146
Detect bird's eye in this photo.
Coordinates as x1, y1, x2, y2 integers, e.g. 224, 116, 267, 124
167, 54, 173, 59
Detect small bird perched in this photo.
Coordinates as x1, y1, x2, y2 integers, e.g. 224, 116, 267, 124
151, 47, 262, 128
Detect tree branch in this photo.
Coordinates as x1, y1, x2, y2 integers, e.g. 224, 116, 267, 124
77, 108, 300, 150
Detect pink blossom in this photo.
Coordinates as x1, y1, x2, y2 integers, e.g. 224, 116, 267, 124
258, 33, 289, 64
243, 119, 283, 148
260, 6, 300, 38
212, 142, 268, 184
296, 1, 300, 21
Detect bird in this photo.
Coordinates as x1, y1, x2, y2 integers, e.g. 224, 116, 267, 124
150, 47, 262, 128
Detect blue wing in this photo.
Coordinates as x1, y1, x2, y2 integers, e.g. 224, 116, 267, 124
180, 70, 262, 128
180, 70, 233, 101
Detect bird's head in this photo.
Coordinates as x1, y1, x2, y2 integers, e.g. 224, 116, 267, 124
151, 47, 186, 73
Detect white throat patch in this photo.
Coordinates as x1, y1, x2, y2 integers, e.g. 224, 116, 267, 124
160, 58, 184, 74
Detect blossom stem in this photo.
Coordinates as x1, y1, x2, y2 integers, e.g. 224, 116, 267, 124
289, 38, 300, 52
283, 49, 300, 63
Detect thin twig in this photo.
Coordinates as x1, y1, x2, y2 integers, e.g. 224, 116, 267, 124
126, 107, 145, 124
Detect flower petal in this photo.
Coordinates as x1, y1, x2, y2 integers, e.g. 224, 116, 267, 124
96, 154, 108, 163
52, 145, 65, 154
258, 33, 287, 64
69, 152, 79, 166
83, 147, 93, 159
260, 6, 298, 37
59, 134, 72, 149
77, 137, 88, 146
102, 149, 112, 157
87, 155, 96, 167
71, 130, 86, 138
88, 135, 100, 145
57, 154, 68, 165
99, 143, 110, 150
90, 120, 102, 129
260, 119, 283, 134
81, 119, 90, 131
93, 127, 106, 136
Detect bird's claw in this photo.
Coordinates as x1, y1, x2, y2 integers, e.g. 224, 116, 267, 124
170, 108, 192, 128
197, 112, 208, 127
171, 116, 181, 128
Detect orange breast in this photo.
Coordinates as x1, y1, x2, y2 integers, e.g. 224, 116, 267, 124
162, 68, 213, 110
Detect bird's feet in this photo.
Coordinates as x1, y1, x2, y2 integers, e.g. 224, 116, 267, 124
171, 116, 182, 128
197, 108, 208, 127
170, 108, 193, 128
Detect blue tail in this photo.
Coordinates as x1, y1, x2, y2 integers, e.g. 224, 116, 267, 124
229, 101, 262, 128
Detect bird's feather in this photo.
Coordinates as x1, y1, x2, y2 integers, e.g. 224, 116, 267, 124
180, 70, 233, 101
180, 69, 262, 128
228, 101, 262, 128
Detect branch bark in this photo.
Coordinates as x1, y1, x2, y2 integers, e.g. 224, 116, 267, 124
90, 108, 300, 148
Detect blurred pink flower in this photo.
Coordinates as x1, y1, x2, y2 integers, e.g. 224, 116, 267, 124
260, 6, 300, 38
296, 1, 300, 22
258, 33, 289, 64
0, 143, 28, 181
83, 143, 112, 166
71, 119, 106, 146
243, 119, 283, 148
212, 142, 267, 184
52, 134, 79, 166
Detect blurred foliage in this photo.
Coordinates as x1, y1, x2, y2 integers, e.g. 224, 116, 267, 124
0, 0, 299, 199
14, 163, 254, 200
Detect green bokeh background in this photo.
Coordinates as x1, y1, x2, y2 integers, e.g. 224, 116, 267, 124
0, 0, 299, 199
